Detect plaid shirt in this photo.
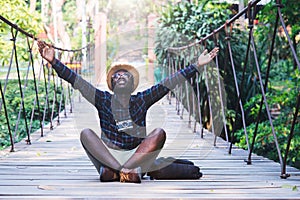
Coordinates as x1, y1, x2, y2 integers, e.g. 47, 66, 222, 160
52, 59, 198, 150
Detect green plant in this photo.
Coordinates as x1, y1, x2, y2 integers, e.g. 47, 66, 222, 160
0, 0, 42, 67
235, 70, 300, 168
0, 79, 64, 150
154, 0, 249, 136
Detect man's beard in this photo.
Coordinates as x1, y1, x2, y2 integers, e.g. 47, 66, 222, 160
113, 85, 133, 94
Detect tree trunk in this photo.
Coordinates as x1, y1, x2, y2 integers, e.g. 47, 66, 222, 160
30, 0, 36, 12
55, 0, 71, 51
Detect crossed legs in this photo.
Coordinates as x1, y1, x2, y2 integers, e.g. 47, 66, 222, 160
80, 128, 166, 182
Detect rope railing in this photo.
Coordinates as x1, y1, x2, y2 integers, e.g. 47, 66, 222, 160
0, 14, 88, 152
165, 0, 299, 178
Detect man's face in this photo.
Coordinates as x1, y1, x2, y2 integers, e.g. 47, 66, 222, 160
111, 70, 134, 94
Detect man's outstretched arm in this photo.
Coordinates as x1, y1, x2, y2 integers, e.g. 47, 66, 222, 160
140, 47, 219, 107
163, 47, 219, 89
37, 40, 99, 106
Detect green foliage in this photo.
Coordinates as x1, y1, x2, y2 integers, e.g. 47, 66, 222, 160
0, 0, 42, 66
235, 115, 300, 168
236, 67, 300, 168
155, 1, 229, 65
255, 0, 299, 72
234, 0, 300, 170
281, 0, 300, 39
155, 0, 300, 169
0, 79, 64, 150
154, 0, 249, 134
62, 0, 87, 49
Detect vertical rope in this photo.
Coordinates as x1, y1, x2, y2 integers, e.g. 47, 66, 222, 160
247, 4, 279, 165
175, 57, 181, 114
53, 60, 61, 125
41, 62, 51, 129
0, 81, 14, 152
194, 46, 204, 138
181, 59, 186, 120
29, 59, 44, 136
275, 0, 300, 177
58, 79, 65, 121
250, 32, 284, 170
184, 59, 192, 127
201, 40, 217, 146
67, 85, 73, 113
0, 47, 15, 112
204, 65, 216, 145
168, 53, 173, 105
27, 37, 43, 136
171, 55, 176, 112
213, 32, 229, 142
249, 18, 284, 171
276, 0, 300, 71
14, 45, 31, 142
192, 47, 198, 133
56, 75, 62, 125
11, 28, 30, 145
226, 25, 250, 155
282, 93, 300, 178
62, 52, 72, 118
167, 52, 172, 104
50, 69, 57, 129
190, 69, 197, 133
242, 4, 284, 174
225, 22, 252, 156
177, 57, 182, 115
195, 72, 204, 137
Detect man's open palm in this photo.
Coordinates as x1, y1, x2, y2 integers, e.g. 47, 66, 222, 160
37, 41, 55, 64
197, 47, 219, 67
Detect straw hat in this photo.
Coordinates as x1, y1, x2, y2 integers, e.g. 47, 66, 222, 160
106, 63, 139, 91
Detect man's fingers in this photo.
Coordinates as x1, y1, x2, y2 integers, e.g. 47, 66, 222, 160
37, 40, 51, 49
37, 41, 45, 52
213, 47, 219, 53
202, 47, 219, 58
209, 47, 219, 58
201, 49, 208, 55
44, 41, 53, 48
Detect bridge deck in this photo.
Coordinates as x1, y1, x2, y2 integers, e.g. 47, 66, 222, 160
0, 95, 300, 199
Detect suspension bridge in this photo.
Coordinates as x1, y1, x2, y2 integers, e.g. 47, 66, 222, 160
1, 0, 300, 199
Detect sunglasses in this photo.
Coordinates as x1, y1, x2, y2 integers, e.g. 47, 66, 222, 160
111, 72, 132, 80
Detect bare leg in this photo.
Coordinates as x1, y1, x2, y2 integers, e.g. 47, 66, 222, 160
80, 128, 122, 171
122, 128, 166, 173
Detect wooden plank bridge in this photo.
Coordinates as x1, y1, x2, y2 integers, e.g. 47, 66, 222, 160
1, 90, 300, 199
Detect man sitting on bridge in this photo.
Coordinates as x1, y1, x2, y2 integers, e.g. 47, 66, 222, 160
37, 40, 218, 184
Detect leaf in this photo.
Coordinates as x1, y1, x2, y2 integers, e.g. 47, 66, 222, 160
281, 184, 298, 191
292, 186, 298, 191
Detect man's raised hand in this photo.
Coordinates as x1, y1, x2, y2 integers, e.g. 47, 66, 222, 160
37, 40, 55, 64
197, 47, 219, 67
